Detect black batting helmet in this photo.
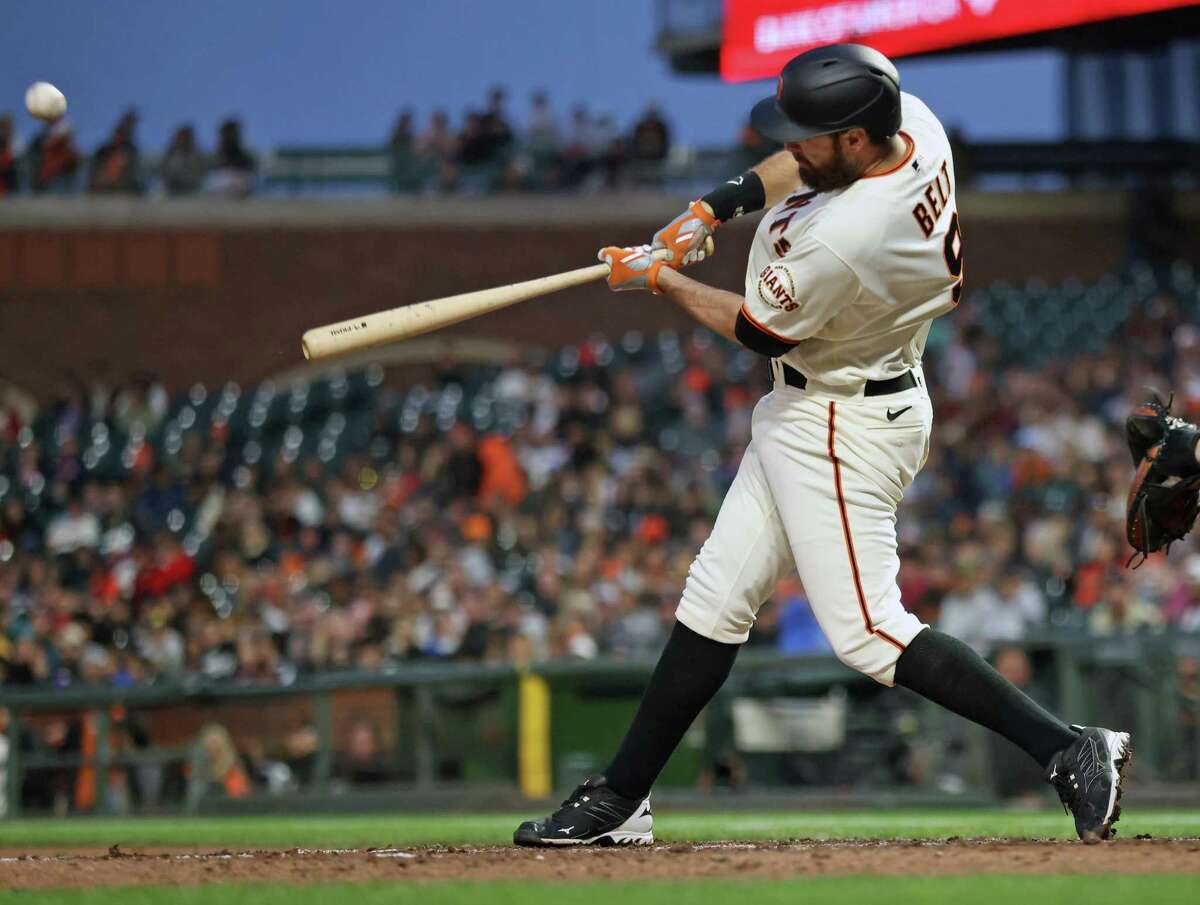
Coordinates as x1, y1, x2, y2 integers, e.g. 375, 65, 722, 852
750, 43, 901, 144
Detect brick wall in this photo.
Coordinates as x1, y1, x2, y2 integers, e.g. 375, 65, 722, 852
2, 193, 1195, 398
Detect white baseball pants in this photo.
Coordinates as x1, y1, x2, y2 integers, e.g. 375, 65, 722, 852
676, 365, 932, 685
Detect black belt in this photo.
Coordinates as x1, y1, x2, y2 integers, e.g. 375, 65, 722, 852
778, 362, 917, 397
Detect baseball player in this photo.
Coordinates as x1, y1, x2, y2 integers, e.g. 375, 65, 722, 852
514, 44, 1130, 847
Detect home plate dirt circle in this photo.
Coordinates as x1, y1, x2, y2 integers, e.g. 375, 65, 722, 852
2, 839, 1199, 889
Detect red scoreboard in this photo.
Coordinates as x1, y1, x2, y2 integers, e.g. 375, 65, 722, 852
721, 0, 1198, 80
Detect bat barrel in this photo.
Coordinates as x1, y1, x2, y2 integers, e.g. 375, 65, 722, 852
302, 320, 376, 361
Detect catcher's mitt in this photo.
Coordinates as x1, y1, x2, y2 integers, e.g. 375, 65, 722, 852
1125, 391, 1200, 566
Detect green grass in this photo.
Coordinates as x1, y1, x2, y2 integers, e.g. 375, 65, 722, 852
2, 809, 1199, 849
5, 876, 1200, 905
3, 812, 1197, 899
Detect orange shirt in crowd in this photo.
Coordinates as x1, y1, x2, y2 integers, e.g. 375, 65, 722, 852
477, 434, 526, 505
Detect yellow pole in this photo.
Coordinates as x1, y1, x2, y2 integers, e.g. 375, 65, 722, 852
517, 671, 552, 798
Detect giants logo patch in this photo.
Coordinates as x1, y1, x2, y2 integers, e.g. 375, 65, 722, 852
756, 264, 798, 312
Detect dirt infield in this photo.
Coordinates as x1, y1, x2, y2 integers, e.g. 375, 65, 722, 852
3, 839, 1199, 889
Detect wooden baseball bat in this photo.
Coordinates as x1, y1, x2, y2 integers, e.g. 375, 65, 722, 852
301, 262, 611, 361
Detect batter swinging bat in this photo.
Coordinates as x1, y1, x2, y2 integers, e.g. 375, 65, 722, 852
301, 262, 610, 361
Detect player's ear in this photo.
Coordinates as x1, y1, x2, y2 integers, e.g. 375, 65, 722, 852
842, 127, 868, 152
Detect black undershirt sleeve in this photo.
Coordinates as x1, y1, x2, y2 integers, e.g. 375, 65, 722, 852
734, 309, 798, 357
701, 171, 767, 222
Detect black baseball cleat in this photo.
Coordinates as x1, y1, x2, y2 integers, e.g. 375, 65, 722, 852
1045, 725, 1132, 843
513, 775, 653, 847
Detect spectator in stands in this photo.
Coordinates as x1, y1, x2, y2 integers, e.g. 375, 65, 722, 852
234, 626, 285, 683
477, 433, 526, 505
24, 716, 81, 815
1088, 575, 1165, 635
593, 113, 626, 188
1176, 588, 1200, 628
986, 646, 1049, 802
453, 90, 516, 193
1088, 574, 1163, 735
561, 103, 596, 187
480, 86, 514, 158
0, 114, 17, 197
4, 638, 50, 686
186, 723, 251, 807
137, 606, 185, 674
0, 708, 9, 818
160, 124, 207, 196
45, 500, 101, 555
557, 106, 627, 190
281, 721, 319, 787
27, 118, 81, 194
457, 111, 492, 167
335, 719, 395, 785
415, 109, 458, 192
525, 90, 560, 153
0, 381, 34, 444
1166, 556, 1200, 632
3, 277, 1199, 725
1175, 655, 1200, 779
730, 119, 773, 172
519, 90, 562, 190
88, 109, 142, 195
995, 570, 1047, 631
553, 616, 599, 660
773, 578, 831, 655
630, 102, 670, 163
937, 546, 1040, 652
206, 118, 256, 198
0, 635, 10, 683
412, 113, 448, 160
388, 109, 422, 193
389, 109, 414, 153
605, 592, 668, 660
113, 374, 168, 435
73, 704, 151, 814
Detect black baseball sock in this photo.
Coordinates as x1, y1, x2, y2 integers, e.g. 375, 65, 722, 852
894, 628, 1077, 768
604, 621, 740, 800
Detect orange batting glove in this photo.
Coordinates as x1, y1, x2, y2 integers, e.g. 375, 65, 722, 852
651, 200, 719, 268
598, 245, 666, 294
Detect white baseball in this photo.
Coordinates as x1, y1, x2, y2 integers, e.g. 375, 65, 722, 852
25, 82, 67, 122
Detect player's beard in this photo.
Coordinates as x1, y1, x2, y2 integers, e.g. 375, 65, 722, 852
794, 141, 860, 193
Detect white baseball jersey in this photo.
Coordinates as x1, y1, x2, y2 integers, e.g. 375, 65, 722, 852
676, 92, 959, 686
740, 92, 962, 386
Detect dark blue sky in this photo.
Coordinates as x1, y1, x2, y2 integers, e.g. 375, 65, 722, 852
1, 0, 1062, 153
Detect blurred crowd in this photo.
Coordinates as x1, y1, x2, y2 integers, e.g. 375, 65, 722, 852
4, 278, 1200, 697
0, 109, 258, 200
386, 87, 684, 193
0, 88, 700, 200
6, 267, 1200, 811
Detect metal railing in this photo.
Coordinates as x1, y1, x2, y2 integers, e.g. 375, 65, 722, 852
9, 138, 1198, 202
3, 634, 1198, 818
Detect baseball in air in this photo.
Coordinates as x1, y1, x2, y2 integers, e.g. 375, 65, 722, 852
25, 82, 67, 122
